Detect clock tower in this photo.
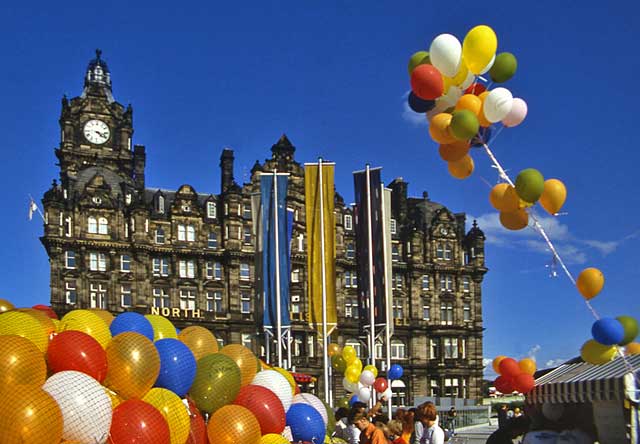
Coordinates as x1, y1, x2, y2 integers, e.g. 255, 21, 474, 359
56, 49, 143, 194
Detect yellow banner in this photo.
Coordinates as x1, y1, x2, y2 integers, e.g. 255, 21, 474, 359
304, 163, 337, 336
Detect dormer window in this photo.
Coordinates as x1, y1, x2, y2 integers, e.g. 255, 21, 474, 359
157, 195, 165, 214
390, 218, 397, 234
125, 194, 132, 205
207, 201, 216, 219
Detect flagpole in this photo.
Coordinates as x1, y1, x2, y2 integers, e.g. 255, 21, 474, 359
381, 184, 393, 416
273, 169, 283, 369
365, 165, 376, 373
318, 158, 330, 405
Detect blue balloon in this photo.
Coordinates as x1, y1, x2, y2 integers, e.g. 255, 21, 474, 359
110, 312, 154, 340
472, 126, 492, 147
348, 395, 359, 407
388, 364, 404, 380
592, 318, 625, 346
408, 92, 436, 113
286, 403, 326, 443
154, 338, 197, 397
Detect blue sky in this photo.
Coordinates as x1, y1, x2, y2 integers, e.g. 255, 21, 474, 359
1, 1, 638, 376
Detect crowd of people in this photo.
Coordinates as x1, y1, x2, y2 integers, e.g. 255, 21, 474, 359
332, 400, 450, 444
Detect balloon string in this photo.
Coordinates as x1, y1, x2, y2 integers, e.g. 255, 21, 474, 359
481, 142, 640, 381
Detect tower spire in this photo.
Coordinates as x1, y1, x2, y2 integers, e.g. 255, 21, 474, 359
82, 49, 114, 102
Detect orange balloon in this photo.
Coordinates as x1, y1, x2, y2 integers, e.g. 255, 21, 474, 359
625, 342, 640, 355
499, 209, 529, 231
0, 298, 14, 313
179, 326, 219, 361
328, 343, 341, 357
439, 141, 470, 162
448, 154, 474, 179
104, 332, 161, 399
207, 405, 261, 444
455, 94, 482, 116
518, 358, 536, 376
477, 91, 492, 127
429, 113, 457, 144
219, 344, 257, 387
489, 183, 520, 212
576, 268, 604, 300
0, 385, 63, 444
539, 179, 567, 215
0, 335, 47, 387
492, 356, 506, 374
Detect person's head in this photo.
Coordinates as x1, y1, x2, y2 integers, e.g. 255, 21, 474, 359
501, 404, 507, 410
349, 411, 370, 431
394, 408, 406, 421
352, 401, 367, 414
506, 416, 531, 438
376, 421, 391, 438
450, 406, 455, 411
514, 407, 521, 415
387, 419, 404, 437
335, 407, 349, 421
420, 402, 438, 427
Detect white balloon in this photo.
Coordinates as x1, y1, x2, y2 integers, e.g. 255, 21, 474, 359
359, 370, 375, 386
380, 387, 393, 400
483, 87, 514, 123
292, 393, 328, 426
479, 54, 496, 75
429, 34, 462, 78
502, 97, 528, 127
357, 387, 372, 403
439, 85, 463, 109
42, 370, 112, 444
252, 370, 294, 412
343, 377, 359, 393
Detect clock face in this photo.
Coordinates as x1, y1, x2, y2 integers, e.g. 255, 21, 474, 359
83, 119, 110, 144
440, 227, 448, 235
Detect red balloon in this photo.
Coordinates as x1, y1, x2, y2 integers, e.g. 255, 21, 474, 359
47, 330, 108, 382
185, 399, 208, 444
108, 400, 171, 444
373, 377, 388, 394
410, 64, 443, 100
464, 83, 487, 95
294, 384, 301, 395
233, 385, 286, 435
32, 304, 58, 319
498, 357, 520, 378
513, 373, 535, 394
494, 376, 514, 394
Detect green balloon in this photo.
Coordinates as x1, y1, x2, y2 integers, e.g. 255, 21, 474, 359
337, 396, 350, 409
515, 168, 545, 203
616, 316, 639, 345
408, 51, 430, 75
331, 355, 347, 373
450, 110, 479, 141
489, 52, 518, 83
189, 353, 241, 414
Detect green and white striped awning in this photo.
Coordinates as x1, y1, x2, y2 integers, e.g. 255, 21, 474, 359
527, 354, 640, 404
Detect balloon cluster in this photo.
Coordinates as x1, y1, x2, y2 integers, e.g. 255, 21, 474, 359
328, 343, 403, 407
491, 356, 536, 395
408, 25, 527, 180
580, 315, 639, 365
0, 301, 332, 444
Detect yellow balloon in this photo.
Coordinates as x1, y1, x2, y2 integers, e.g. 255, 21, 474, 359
580, 339, 616, 365
363, 365, 378, 378
345, 364, 360, 383
489, 183, 519, 212
492, 356, 506, 374
576, 268, 604, 300
104, 332, 160, 399
342, 345, 357, 364
444, 60, 470, 88
145, 314, 178, 341
178, 326, 219, 361
219, 344, 257, 387
518, 358, 536, 376
87, 309, 114, 326
499, 209, 529, 231
261, 433, 290, 444
273, 366, 296, 395
59, 309, 111, 349
0, 335, 47, 386
143, 388, 190, 444
539, 179, 567, 215
448, 154, 474, 179
16, 309, 56, 339
455, 94, 482, 116
0, 312, 48, 353
462, 25, 498, 74
625, 342, 640, 355
352, 357, 363, 372
0, 298, 15, 313
429, 113, 457, 144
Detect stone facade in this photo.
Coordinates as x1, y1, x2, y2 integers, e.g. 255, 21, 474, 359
40, 51, 488, 405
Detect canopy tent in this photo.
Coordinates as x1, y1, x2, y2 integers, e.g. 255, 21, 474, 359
527, 355, 640, 405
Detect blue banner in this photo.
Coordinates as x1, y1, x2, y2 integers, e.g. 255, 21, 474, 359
261, 174, 291, 329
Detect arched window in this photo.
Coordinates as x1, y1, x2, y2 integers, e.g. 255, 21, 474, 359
98, 217, 108, 234
88, 216, 98, 234
436, 243, 444, 259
